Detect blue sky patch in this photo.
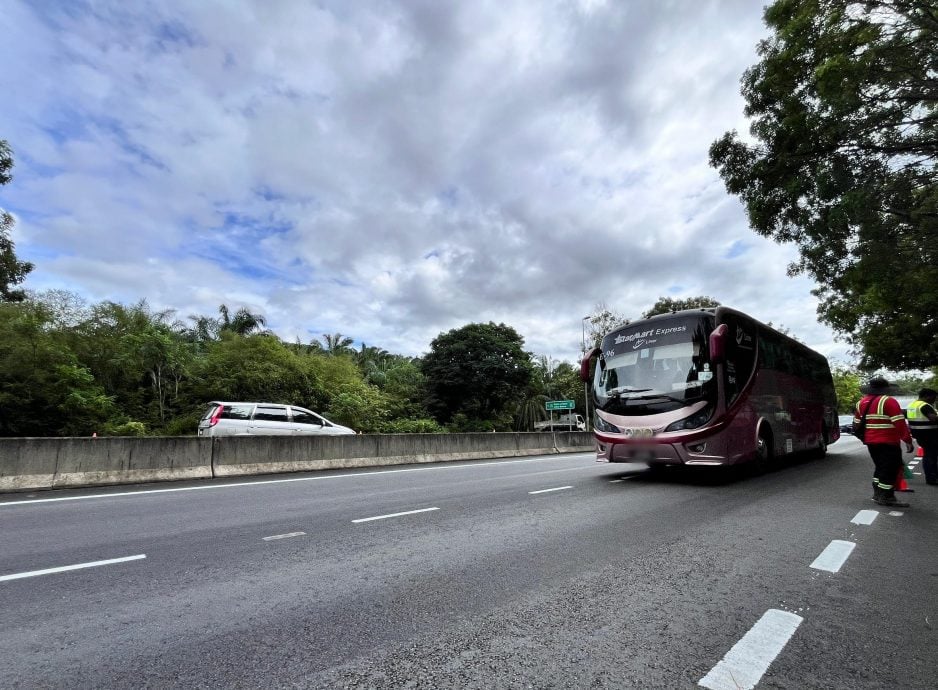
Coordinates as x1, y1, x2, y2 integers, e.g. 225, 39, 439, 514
724, 240, 749, 259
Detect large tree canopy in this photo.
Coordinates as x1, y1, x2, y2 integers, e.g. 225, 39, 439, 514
710, 0, 938, 370
421, 322, 534, 429
0, 139, 34, 302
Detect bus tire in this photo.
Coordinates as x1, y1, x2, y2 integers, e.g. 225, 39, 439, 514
811, 425, 828, 459
752, 426, 773, 474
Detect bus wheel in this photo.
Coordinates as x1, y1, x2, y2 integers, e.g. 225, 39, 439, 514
811, 426, 828, 459
752, 428, 773, 474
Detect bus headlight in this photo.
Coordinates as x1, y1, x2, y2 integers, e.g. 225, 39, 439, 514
665, 406, 713, 432
594, 416, 620, 433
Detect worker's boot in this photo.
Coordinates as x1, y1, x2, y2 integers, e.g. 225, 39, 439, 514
883, 490, 910, 508
874, 488, 909, 508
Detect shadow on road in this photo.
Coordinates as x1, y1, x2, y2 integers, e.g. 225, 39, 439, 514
599, 449, 838, 488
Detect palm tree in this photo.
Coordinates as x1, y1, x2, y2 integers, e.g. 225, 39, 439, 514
315, 332, 355, 356
185, 314, 220, 343
355, 343, 392, 385
217, 304, 269, 336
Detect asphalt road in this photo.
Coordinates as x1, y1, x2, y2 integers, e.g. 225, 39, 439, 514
1, 437, 937, 688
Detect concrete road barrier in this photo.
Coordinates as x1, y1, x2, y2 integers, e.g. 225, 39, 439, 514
0, 432, 595, 491
0, 437, 214, 491
212, 432, 594, 477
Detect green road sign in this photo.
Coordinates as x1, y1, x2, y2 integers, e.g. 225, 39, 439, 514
545, 400, 575, 411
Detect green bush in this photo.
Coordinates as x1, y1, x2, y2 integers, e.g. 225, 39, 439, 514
446, 414, 496, 433
377, 418, 446, 434
160, 409, 204, 436
102, 420, 148, 437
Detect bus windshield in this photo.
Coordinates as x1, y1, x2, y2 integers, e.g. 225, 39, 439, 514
593, 314, 715, 415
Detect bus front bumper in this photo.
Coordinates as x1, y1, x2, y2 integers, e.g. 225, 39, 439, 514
595, 437, 726, 466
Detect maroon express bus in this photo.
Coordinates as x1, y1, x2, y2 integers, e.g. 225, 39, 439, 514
579, 307, 839, 469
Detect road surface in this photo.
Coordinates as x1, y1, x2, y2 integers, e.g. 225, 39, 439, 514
1, 436, 936, 688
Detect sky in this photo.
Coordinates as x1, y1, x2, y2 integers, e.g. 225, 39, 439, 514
0, 0, 856, 365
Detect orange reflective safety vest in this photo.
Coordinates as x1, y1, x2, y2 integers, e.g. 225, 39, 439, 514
854, 395, 912, 445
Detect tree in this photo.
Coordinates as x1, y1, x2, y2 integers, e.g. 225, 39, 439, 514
642, 296, 721, 319
217, 304, 269, 336
189, 333, 321, 407
832, 365, 862, 413
584, 303, 630, 350
421, 322, 535, 428
709, 0, 938, 370
0, 140, 33, 302
0, 301, 114, 436
316, 332, 355, 356
355, 343, 392, 385
68, 300, 192, 429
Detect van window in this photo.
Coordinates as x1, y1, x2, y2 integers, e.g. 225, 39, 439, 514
292, 411, 324, 426
221, 404, 253, 420
253, 406, 289, 422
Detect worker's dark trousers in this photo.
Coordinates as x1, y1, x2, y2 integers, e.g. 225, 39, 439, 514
916, 438, 938, 483
867, 443, 902, 490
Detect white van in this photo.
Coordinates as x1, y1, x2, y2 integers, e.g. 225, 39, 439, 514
197, 402, 356, 437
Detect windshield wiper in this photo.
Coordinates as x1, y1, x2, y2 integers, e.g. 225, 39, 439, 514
631, 393, 685, 403
606, 386, 652, 397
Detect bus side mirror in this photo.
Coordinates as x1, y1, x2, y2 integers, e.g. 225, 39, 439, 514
580, 347, 600, 382
709, 324, 727, 364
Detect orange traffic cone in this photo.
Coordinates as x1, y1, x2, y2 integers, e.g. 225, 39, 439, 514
896, 467, 910, 491
916, 445, 924, 458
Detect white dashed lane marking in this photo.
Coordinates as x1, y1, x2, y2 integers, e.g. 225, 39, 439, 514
850, 510, 878, 525
528, 486, 573, 495
352, 507, 439, 523
698, 609, 803, 690
262, 532, 306, 541
810, 540, 856, 573
0, 554, 146, 582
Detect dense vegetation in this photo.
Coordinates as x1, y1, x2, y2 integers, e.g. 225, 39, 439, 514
0, 287, 934, 436
0, 294, 588, 437
1, 139, 34, 301
710, 0, 938, 370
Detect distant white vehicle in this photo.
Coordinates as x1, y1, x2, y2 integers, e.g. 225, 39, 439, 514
533, 413, 586, 432
198, 402, 356, 437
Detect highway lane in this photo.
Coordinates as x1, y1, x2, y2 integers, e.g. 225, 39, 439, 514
2, 440, 937, 688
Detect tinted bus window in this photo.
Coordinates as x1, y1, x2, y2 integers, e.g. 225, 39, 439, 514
721, 312, 757, 406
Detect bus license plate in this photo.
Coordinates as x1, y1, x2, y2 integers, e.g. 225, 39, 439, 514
623, 447, 655, 461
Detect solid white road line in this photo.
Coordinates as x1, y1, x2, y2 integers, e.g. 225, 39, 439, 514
352, 507, 439, 523
698, 609, 803, 690
0, 454, 596, 508
262, 531, 306, 541
0, 554, 146, 582
850, 509, 878, 525
810, 540, 856, 573
528, 486, 573, 495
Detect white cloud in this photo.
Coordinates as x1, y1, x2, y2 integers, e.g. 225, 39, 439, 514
0, 0, 854, 364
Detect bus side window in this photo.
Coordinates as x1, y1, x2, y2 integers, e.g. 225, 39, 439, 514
723, 314, 757, 404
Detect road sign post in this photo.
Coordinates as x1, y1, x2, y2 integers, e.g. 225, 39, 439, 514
544, 400, 576, 449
